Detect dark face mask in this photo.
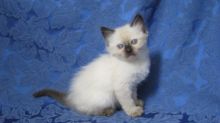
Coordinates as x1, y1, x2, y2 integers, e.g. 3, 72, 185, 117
125, 44, 133, 53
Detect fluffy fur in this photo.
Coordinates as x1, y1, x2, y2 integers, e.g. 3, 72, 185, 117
34, 14, 150, 117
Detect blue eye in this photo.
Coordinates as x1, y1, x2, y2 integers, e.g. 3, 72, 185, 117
117, 44, 124, 49
131, 39, 138, 45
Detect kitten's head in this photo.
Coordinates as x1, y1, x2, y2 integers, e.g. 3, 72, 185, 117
101, 14, 148, 61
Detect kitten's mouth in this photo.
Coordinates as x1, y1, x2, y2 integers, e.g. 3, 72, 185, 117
125, 52, 136, 58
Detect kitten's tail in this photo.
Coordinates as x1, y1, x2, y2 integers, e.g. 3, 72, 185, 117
33, 89, 67, 105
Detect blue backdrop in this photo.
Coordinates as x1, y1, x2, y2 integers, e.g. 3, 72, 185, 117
0, 0, 220, 123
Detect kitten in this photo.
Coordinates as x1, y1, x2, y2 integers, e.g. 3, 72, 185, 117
33, 14, 150, 117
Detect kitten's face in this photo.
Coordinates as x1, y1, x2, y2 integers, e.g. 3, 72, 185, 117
101, 15, 148, 61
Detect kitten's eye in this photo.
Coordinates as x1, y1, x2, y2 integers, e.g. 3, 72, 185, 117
131, 39, 138, 45
117, 44, 124, 49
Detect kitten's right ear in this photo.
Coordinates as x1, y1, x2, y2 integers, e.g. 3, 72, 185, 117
130, 14, 146, 33
101, 26, 114, 39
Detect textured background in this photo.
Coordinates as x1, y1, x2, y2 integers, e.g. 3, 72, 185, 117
0, 0, 220, 123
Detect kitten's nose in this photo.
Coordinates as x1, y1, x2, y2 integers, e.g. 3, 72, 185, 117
125, 45, 132, 53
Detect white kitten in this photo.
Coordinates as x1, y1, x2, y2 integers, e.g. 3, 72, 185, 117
33, 14, 150, 117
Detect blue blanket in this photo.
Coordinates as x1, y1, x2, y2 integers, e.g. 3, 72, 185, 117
0, 0, 220, 122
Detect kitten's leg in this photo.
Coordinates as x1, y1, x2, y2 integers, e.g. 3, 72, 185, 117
100, 107, 115, 116
114, 85, 143, 117
132, 87, 144, 107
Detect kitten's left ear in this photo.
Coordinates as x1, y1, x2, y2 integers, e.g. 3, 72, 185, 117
101, 26, 115, 39
130, 14, 147, 33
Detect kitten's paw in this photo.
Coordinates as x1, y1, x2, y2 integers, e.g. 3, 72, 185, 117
126, 106, 144, 117
136, 99, 144, 107
101, 107, 115, 116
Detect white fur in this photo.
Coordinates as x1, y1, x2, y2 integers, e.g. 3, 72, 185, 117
65, 23, 150, 116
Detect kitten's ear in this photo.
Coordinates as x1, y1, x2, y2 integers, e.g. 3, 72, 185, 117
101, 26, 114, 39
130, 14, 146, 33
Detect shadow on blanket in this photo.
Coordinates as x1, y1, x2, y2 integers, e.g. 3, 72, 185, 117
138, 52, 162, 103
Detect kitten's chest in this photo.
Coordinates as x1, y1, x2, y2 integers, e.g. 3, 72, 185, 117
130, 63, 149, 84
114, 60, 150, 84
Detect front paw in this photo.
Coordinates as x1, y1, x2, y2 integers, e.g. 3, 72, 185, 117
126, 106, 144, 117
136, 99, 144, 107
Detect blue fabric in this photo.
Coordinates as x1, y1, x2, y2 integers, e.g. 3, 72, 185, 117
0, 0, 220, 122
